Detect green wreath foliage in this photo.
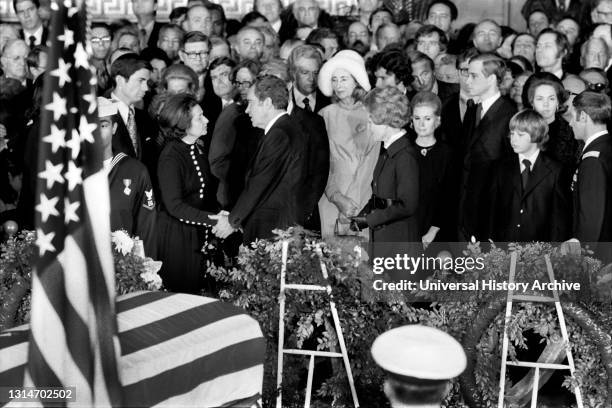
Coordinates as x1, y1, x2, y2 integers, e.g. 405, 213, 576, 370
207, 229, 612, 407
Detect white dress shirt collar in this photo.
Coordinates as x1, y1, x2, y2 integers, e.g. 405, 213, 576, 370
518, 149, 540, 172
293, 86, 316, 111
583, 130, 608, 152
480, 91, 501, 117
23, 25, 43, 45
264, 112, 286, 135
111, 91, 130, 125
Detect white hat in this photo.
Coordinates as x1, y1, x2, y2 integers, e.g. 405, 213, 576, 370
97, 97, 118, 118
371, 325, 467, 382
317, 50, 371, 97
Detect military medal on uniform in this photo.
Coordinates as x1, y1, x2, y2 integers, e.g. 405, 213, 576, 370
123, 179, 132, 196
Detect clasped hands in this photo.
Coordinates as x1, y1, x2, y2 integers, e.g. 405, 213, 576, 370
209, 210, 235, 239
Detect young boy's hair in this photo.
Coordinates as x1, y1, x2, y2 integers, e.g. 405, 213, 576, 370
509, 109, 549, 149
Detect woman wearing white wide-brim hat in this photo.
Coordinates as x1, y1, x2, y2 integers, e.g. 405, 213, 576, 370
317, 50, 380, 238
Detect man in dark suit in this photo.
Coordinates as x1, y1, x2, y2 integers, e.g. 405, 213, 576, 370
408, 52, 458, 105
132, 0, 164, 50
289, 101, 329, 231
566, 91, 612, 262
109, 54, 156, 169
13, 0, 48, 49
278, 0, 334, 43
288, 44, 330, 113
488, 110, 571, 242
210, 76, 305, 243
458, 53, 517, 241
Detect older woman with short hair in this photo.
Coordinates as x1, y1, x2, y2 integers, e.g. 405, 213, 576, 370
317, 50, 379, 238
349, 86, 420, 243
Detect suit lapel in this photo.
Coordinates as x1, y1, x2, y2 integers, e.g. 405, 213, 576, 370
468, 96, 504, 149
522, 155, 551, 199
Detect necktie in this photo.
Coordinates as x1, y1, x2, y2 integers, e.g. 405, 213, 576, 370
127, 107, 139, 156
303, 97, 312, 112
475, 103, 483, 128
379, 142, 387, 157
521, 159, 531, 190
28, 35, 36, 49
558, 0, 566, 13
140, 28, 147, 49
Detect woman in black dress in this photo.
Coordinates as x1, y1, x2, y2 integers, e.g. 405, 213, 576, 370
409, 91, 455, 247
156, 93, 220, 294
525, 74, 581, 176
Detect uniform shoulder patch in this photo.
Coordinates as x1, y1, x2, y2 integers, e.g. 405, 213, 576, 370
582, 151, 600, 159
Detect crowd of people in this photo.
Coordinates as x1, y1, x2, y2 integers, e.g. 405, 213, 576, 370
1, 0, 612, 297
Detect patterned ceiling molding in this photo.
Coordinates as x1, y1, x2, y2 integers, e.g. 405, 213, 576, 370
0, 0, 359, 22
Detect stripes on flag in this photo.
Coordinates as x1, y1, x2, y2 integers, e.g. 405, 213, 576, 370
24, 0, 122, 406
1, 292, 266, 408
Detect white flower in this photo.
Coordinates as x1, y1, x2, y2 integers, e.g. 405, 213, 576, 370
140, 258, 163, 290
111, 230, 133, 255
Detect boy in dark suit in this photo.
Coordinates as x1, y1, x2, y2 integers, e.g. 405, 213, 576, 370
488, 109, 571, 242
98, 97, 157, 258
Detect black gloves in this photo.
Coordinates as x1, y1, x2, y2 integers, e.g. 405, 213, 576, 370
349, 216, 368, 231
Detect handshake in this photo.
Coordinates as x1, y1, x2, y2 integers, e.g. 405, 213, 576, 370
208, 210, 236, 238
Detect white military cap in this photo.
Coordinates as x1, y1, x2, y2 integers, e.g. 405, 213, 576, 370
97, 97, 118, 117
371, 325, 467, 383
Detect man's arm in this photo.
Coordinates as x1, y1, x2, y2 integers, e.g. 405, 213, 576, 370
574, 158, 607, 242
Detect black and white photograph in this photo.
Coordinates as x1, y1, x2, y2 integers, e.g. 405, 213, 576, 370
0, 0, 611, 407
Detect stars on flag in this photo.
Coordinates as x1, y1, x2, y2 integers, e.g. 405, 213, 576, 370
42, 124, 66, 153
64, 161, 83, 191
58, 27, 74, 49
83, 91, 97, 114
36, 194, 60, 223
78, 115, 97, 143
64, 198, 80, 225
74, 43, 89, 69
66, 129, 81, 160
45, 92, 67, 121
35, 229, 56, 256
38, 160, 64, 190
50, 58, 72, 87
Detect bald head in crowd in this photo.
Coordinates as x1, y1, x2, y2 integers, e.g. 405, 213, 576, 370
184, 4, 212, 36
235, 26, 264, 62
293, 0, 320, 28
472, 19, 502, 53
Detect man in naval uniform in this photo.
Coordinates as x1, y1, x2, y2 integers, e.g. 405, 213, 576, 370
371, 325, 467, 407
566, 91, 612, 263
98, 97, 157, 258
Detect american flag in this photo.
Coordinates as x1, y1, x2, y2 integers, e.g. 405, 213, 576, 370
24, 0, 122, 406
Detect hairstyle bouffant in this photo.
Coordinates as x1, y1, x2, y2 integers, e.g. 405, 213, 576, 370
363, 86, 410, 129
410, 91, 442, 116
157, 93, 200, 141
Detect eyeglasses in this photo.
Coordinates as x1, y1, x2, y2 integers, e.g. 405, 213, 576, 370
586, 82, 607, 93
182, 50, 209, 59
234, 80, 253, 88
91, 37, 111, 45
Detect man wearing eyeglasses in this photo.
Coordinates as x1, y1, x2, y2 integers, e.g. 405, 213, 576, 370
179, 31, 211, 103
90, 23, 113, 95
13, 0, 48, 49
